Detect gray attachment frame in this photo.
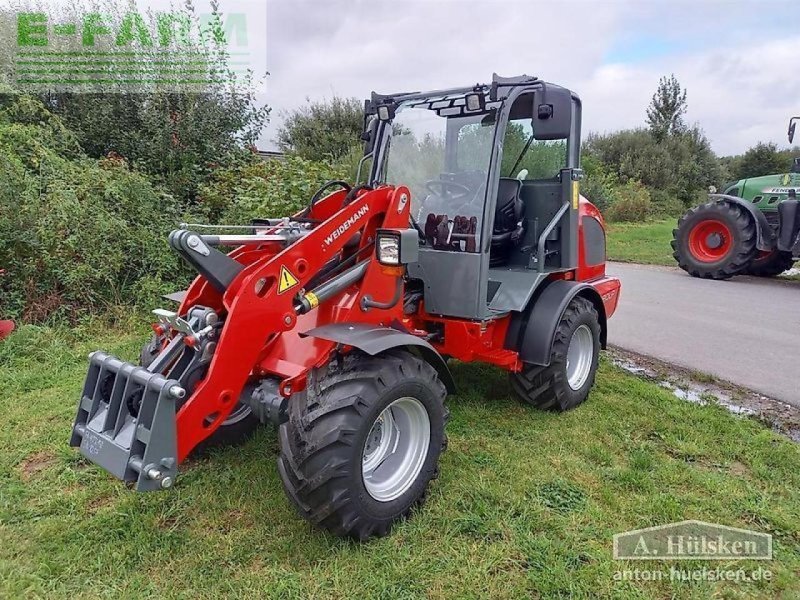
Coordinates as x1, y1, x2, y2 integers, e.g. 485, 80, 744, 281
708, 194, 776, 252
70, 352, 181, 491
301, 322, 456, 392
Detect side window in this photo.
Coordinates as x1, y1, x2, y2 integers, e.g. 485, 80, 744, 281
456, 120, 495, 172
501, 119, 567, 180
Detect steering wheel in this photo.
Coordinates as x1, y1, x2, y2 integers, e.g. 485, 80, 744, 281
425, 179, 471, 201
309, 180, 352, 210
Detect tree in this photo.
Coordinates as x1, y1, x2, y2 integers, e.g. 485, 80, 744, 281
277, 96, 363, 162
584, 125, 724, 211
732, 142, 785, 179
646, 74, 688, 141
47, 90, 269, 204
6, 2, 270, 204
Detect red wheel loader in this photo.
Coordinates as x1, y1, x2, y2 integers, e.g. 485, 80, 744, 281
70, 74, 621, 539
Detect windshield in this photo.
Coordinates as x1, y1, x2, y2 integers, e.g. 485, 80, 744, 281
383, 102, 497, 252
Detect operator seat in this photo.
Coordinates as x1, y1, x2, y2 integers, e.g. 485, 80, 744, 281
490, 177, 525, 266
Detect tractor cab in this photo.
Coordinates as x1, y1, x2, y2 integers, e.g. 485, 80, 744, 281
364, 75, 584, 320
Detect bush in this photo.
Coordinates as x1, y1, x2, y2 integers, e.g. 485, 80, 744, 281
198, 154, 350, 224
648, 188, 687, 219
0, 97, 353, 324
0, 98, 192, 322
584, 126, 723, 209
580, 155, 619, 211
32, 2, 270, 204
726, 142, 789, 180
277, 97, 364, 162
605, 181, 652, 222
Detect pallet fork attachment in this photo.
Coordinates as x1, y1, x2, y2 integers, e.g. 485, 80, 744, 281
70, 352, 183, 491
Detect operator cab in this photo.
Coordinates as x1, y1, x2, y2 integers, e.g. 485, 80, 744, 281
365, 75, 582, 320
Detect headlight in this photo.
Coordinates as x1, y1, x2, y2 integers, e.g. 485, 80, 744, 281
377, 232, 400, 265
375, 228, 419, 266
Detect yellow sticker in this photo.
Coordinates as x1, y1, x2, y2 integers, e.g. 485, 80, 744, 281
572, 181, 580, 209
304, 291, 319, 308
278, 265, 300, 294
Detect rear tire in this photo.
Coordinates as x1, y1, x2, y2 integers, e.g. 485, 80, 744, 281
510, 296, 600, 411
140, 334, 259, 451
278, 350, 448, 539
671, 201, 757, 279
747, 250, 795, 277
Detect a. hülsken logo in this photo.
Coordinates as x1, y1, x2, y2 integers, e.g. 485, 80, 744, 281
614, 520, 772, 561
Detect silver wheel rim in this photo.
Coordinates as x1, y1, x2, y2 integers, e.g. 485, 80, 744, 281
566, 324, 594, 391
221, 403, 252, 426
362, 397, 431, 502
203, 403, 252, 427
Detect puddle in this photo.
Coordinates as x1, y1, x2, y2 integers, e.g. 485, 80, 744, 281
614, 359, 658, 379
616, 360, 759, 416
610, 349, 799, 442
661, 383, 708, 405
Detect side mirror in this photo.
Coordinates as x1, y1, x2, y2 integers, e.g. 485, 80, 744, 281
533, 84, 572, 140
362, 116, 379, 155
789, 119, 797, 144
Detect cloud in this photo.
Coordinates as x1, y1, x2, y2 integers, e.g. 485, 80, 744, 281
260, 0, 800, 155
585, 35, 800, 155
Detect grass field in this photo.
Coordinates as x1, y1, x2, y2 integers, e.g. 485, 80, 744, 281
2, 325, 799, 599
606, 220, 675, 266
605, 219, 800, 280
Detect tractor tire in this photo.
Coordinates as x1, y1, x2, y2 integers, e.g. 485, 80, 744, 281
278, 350, 448, 540
509, 296, 600, 411
139, 334, 259, 451
671, 201, 757, 279
747, 250, 796, 277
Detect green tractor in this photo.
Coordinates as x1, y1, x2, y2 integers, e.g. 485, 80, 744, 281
672, 117, 800, 279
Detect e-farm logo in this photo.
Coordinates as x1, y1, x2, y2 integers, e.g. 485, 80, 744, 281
10, 9, 255, 90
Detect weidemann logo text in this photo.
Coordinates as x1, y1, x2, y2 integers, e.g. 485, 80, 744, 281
324, 205, 369, 247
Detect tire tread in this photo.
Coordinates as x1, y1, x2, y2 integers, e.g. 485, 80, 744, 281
509, 296, 599, 411
671, 201, 757, 279
278, 350, 448, 539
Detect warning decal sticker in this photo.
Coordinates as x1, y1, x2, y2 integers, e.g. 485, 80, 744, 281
278, 265, 300, 294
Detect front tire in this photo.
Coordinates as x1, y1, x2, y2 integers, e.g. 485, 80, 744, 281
277, 350, 448, 540
510, 296, 601, 411
671, 201, 757, 279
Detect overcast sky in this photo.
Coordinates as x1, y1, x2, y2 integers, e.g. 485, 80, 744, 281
25, 0, 797, 155
253, 0, 799, 156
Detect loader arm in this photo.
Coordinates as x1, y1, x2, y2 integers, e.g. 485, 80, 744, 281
174, 186, 413, 460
